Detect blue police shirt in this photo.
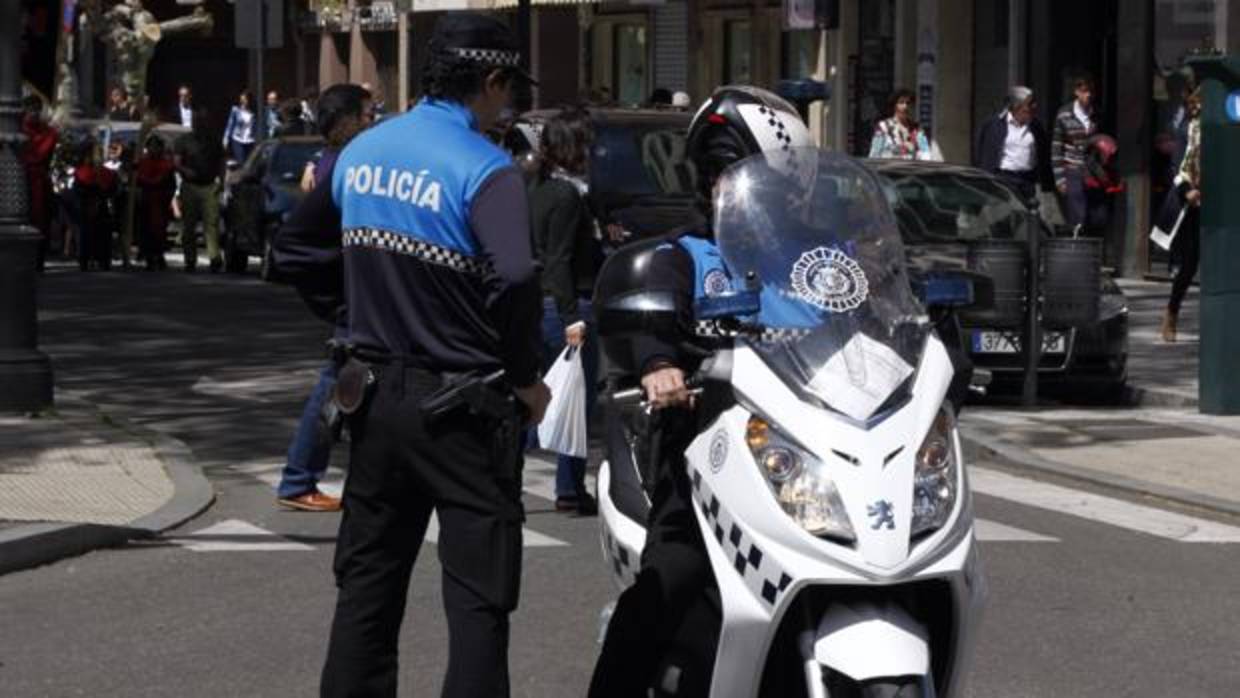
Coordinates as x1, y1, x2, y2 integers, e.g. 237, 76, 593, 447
330, 98, 541, 384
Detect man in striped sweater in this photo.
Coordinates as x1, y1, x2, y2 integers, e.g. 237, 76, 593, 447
1052, 74, 1099, 230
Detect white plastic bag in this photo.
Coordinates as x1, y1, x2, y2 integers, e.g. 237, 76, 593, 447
537, 346, 588, 459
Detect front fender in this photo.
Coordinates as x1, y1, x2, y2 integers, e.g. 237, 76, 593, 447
814, 600, 930, 682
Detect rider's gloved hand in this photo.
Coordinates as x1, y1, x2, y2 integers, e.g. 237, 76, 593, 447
641, 364, 694, 410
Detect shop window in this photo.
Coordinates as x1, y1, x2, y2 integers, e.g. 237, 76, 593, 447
783, 30, 817, 80
724, 20, 752, 85
614, 24, 648, 106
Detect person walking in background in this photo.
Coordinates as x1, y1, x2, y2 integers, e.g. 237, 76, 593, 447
175, 107, 225, 273
1162, 89, 1203, 343
20, 95, 58, 272
528, 107, 602, 516
868, 88, 938, 160
1052, 74, 1100, 231
974, 86, 1054, 204
106, 85, 139, 122
275, 83, 372, 513
222, 90, 257, 164
135, 135, 176, 271
73, 140, 119, 271
265, 90, 282, 138
174, 84, 194, 128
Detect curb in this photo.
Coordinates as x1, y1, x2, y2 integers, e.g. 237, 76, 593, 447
960, 426, 1240, 520
1126, 383, 1199, 409
0, 397, 215, 576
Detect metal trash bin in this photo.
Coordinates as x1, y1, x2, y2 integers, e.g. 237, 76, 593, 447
961, 240, 1026, 328
1041, 238, 1101, 327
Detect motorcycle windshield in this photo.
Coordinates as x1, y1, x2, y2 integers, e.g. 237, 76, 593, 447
714, 148, 930, 422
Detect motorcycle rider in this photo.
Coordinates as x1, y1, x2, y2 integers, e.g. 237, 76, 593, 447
589, 85, 818, 697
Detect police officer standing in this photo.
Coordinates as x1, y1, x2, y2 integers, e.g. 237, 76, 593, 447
295, 14, 549, 698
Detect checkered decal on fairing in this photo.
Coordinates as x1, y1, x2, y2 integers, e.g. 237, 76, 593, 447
343, 228, 488, 276
600, 520, 639, 588
691, 468, 793, 607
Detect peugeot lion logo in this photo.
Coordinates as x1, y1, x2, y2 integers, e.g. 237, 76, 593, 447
867, 500, 896, 530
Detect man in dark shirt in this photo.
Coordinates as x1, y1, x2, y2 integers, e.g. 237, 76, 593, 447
173, 107, 224, 272
277, 14, 550, 697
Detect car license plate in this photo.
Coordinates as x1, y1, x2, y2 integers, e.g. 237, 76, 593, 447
972, 331, 1066, 354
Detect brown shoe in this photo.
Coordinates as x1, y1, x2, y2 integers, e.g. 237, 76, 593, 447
1161, 309, 1178, 343
278, 490, 342, 512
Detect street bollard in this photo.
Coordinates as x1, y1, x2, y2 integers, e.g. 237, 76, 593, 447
1021, 198, 1042, 407
1187, 54, 1240, 415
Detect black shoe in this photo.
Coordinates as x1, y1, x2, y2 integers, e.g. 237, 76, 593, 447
209, 257, 223, 273
554, 496, 578, 513
575, 492, 597, 517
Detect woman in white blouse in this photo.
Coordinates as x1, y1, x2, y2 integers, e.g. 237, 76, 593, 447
222, 89, 257, 165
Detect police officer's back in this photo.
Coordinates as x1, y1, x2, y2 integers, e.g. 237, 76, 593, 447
318, 14, 549, 698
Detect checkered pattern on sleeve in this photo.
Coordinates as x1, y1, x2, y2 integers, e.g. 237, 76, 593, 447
600, 520, 639, 589
691, 467, 793, 608
449, 47, 521, 67
694, 320, 813, 344
343, 228, 488, 276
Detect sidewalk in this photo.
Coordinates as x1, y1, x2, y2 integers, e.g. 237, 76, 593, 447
0, 397, 214, 575
962, 277, 1240, 519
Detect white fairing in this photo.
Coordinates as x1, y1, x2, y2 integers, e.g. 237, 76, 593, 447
813, 601, 929, 681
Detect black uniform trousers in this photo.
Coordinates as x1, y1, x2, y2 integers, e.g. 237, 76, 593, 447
589, 407, 717, 698
321, 363, 525, 698
1169, 205, 1201, 315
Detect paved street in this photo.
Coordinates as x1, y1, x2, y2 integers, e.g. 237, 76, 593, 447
2, 265, 1239, 697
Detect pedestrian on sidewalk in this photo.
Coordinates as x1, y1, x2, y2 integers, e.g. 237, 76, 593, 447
106, 85, 140, 122
174, 107, 225, 272
73, 140, 119, 271
1052, 73, 1108, 234
528, 106, 602, 516
974, 86, 1054, 205
274, 82, 373, 513
222, 90, 257, 165
287, 13, 549, 696
20, 95, 58, 272
1162, 88, 1203, 343
868, 88, 940, 161
134, 135, 176, 271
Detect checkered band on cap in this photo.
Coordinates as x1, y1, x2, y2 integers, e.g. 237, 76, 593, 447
691, 467, 794, 608
448, 47, 521, 67
343, 228, 487, 276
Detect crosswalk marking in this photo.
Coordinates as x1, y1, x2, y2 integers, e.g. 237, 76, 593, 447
228, 459, 571, 548
167, 519, 314, 552
971, 467, 1240, 543
974, 519, 1058, 542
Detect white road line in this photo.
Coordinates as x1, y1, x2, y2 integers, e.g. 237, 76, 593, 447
230, 460, 570, 548
971, 467, 1240, 542
974, 519, 1058, 542
167, 519, 313, 552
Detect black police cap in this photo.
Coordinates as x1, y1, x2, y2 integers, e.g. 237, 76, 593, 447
429, 13, 538, 86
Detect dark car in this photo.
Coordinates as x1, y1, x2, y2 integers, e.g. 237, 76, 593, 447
222, 135, 323, 276
514, 108, 700, 242
865, 159, 1129, 397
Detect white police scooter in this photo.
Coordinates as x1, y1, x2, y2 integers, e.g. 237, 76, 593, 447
594, 149, 986, 697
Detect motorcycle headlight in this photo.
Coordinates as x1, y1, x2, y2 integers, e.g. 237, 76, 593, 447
746, 416, 856, 542
911, 407, 959, 537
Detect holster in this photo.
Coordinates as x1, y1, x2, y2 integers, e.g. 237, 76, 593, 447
332, 358, 375, 416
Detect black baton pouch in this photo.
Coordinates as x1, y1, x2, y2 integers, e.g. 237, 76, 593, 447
332, 359, 375, 415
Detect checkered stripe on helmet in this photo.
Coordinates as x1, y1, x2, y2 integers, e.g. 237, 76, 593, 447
449, 47, 520, 67
691, 467, 793, 607
343, 228, 487, 276
600, 519, 638, 589
694, 320, 813, 344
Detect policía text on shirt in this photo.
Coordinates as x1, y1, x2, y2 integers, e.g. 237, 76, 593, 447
343, 165, 443, 213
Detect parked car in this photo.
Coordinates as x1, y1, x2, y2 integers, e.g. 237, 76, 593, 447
513, 108, 701, 243
865, 159, 1129, 398
221, 135, 324, 276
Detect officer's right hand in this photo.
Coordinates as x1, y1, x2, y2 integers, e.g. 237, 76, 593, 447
642, 365, 693, 410
514, 381, 552, 426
